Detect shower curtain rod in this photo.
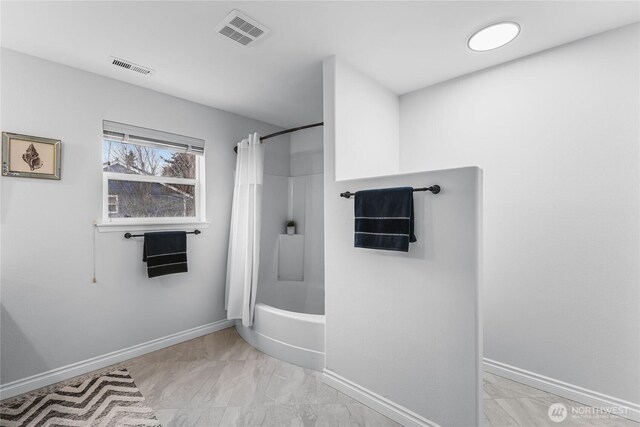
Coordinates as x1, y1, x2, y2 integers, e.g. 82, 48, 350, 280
233, 122, 324, 153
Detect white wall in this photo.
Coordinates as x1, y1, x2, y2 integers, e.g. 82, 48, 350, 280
323, 57, 482, 427
334, 58, 399, 181
400, 24, 640, 407
291, 126, 323, 177
0, 49, 284, 386
257, 127, 325, 315
291, 128, 325, 314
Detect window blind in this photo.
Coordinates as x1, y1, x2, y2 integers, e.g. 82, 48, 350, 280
102, 120, 205, 154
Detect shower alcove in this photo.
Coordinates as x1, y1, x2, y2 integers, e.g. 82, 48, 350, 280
235, 126, 325, 370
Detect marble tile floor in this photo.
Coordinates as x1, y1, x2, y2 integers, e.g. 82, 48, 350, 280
482, 372, 638, 427
122, 327, 398, 427
4, 327, 638, 427
123, 328, 638, 427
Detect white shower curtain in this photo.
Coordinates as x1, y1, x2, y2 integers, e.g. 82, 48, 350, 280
225, 133, 264, 327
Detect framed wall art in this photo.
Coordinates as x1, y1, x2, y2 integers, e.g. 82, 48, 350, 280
2, 132, 61, 180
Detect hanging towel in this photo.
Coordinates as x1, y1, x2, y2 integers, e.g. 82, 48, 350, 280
143, 231, 188, 278
354, 187, 417, 252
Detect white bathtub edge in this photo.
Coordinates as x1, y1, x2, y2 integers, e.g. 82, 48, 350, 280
236, 320, 326, 371
254, 303, 325, 324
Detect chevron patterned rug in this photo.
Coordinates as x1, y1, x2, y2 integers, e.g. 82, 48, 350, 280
0, 368, 160, 427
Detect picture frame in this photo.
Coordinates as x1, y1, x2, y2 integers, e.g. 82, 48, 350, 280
2, 132, 61, 180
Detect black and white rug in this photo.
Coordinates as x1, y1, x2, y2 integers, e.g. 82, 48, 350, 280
0, 368, 160, 427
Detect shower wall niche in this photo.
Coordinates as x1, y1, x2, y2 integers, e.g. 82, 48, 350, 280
258, 127, 324, 315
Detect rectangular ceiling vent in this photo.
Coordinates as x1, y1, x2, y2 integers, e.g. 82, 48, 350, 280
215, 10, 270, 46
110, 57, 154, 76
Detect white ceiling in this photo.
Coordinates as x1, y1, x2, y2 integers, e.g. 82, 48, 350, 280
2, 1, 638, 127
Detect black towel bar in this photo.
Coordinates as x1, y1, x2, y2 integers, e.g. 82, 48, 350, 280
124, 230, 201, 239
340, 185, 440, 199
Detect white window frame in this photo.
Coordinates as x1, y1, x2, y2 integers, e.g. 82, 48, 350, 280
100, 123, 206, 226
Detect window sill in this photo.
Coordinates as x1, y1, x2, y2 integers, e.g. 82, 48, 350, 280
95, 221, 211, 233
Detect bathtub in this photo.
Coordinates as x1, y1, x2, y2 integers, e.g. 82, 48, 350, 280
235, 303, 325, 370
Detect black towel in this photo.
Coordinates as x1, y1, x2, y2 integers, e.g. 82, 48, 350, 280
143, 231, 188, 278
354, 187, 417, 252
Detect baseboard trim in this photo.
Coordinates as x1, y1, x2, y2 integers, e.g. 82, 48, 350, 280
0, 319, 234, 400
483, 358, 640, 423
322, 369, 442, 427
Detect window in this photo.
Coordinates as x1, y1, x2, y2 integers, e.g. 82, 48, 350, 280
102, 120, 205, 223
107, 195, 119, 214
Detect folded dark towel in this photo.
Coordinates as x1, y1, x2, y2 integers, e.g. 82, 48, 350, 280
354, 187, 416, 252
143, 231, 188, 278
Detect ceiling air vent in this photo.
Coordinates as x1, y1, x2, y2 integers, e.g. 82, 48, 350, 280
110, 57, 154, 76
215, 10, 270, 46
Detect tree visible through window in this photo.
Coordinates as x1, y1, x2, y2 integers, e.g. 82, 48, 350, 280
101, 124, 204, 222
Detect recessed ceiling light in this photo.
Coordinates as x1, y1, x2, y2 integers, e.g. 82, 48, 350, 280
468, 22, 520, 52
